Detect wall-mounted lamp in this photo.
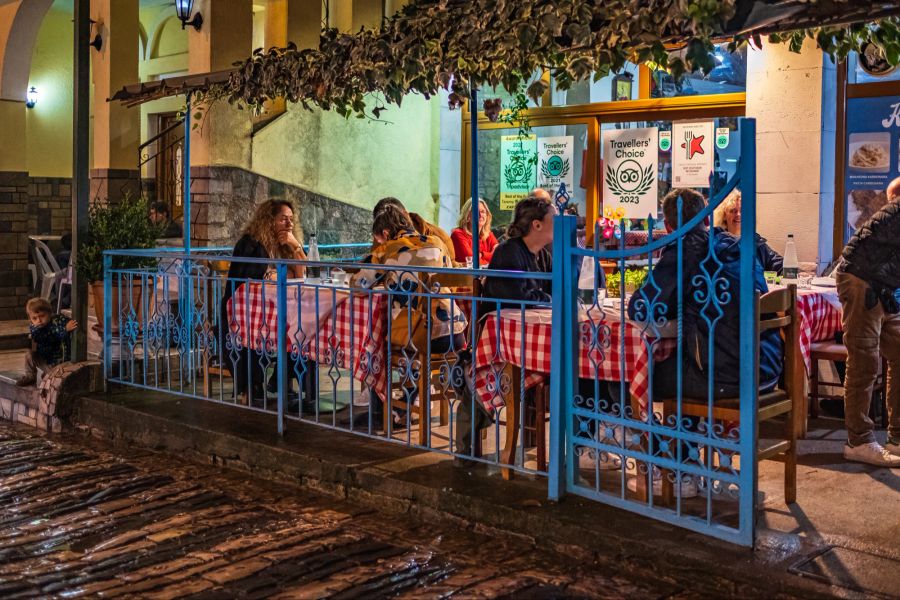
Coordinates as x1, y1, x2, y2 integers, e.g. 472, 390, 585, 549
89, 33, 102, 51
175, 0, 203, 31
25, 86, 38, 109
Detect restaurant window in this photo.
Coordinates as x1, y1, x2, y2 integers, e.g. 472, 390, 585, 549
551, 63, 641, 105
598, 116, 742, 228
650, 44, 747, 98
479, 69, 545, 110
847, 48, 900, 84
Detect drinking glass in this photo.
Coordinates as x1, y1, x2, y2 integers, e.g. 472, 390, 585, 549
465, 256, 473, 269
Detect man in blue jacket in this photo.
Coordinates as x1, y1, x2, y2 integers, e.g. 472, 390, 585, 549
628, 188, 783, 400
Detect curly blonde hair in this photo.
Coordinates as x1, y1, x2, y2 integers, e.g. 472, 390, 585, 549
713, 189, 741, 231
457, 198, 493, 240
244, 200, 301, 259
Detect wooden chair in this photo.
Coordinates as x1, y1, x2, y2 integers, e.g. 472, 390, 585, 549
809, 341, 887, 427
662, 286, 802, 504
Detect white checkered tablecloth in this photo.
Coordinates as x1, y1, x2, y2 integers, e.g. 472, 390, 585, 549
227, 282, 389, 399
474, 307, 676, 414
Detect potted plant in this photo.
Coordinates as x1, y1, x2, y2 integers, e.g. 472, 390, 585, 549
77, 193, 163, 333
624, 268, 648, 294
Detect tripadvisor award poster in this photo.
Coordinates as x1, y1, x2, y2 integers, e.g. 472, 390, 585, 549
602, 127, 658, 219
500, 134, 537, 210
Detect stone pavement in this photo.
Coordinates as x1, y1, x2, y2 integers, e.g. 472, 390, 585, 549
0, 424, 733, 599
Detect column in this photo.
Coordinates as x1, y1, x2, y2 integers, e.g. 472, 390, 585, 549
90, 0, 140, 204
187, 0, 253, 245
287, 0, 321, 49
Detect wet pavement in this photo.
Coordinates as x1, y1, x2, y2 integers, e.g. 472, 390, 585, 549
0, 424, 688, 599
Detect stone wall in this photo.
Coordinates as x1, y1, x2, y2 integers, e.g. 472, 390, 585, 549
0, 361, 104, 432
189, 166, 372, 248
0, 172, 72, 320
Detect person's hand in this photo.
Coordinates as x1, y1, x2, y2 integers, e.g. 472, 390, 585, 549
66, 320, 78, 332
277, 230, 301, 251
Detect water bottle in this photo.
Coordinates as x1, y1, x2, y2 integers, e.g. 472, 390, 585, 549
307, 234, 320, 279
783, 234, 799, 285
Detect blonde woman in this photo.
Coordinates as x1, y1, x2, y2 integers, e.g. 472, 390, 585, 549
451, 198, 498, 265
713, 189, 783, 274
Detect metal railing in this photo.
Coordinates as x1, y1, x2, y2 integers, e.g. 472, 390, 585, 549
102, 245, 556, 480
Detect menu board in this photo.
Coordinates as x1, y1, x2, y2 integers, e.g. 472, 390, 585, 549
844, 96, 900, 231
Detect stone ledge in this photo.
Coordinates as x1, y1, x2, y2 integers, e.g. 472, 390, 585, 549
0, 361, 103, 432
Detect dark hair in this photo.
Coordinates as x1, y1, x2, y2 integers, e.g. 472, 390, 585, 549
60, 232, 72, 250
506, 196, 554, 239
372, 205, 415, 240
26, 297, 52, 315
662, 188, 706, 229
150, 201, 170, 217
373, 197, 406, 217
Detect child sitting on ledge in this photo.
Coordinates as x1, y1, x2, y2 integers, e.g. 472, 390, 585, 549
16, 297, 77, 387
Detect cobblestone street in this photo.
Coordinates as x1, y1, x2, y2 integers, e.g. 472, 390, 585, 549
0, 424, 689, 599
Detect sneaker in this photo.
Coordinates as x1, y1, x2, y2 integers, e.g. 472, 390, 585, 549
627, 470, 698, 498
882, 438, 900, 457
843, 442, 900, 467
15, 375, 36, 387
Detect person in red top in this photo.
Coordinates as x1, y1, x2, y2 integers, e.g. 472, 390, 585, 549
451, 198, 498, 265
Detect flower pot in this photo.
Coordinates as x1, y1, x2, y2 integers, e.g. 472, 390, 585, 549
90, 280, 143, 335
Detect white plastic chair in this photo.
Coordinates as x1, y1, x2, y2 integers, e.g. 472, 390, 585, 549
32, 239, 63, 302
57, 265, 73, 312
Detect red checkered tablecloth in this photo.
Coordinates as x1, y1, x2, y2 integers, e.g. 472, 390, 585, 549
795, 287, 843, 372
474, 307, 675, 413
227, 282, 389, 399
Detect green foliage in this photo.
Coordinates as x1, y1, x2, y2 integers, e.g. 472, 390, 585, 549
77, 193, 164, 283
189, 1, 900, 120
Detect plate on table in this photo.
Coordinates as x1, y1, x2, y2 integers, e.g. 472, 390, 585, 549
810, 277, 836, 288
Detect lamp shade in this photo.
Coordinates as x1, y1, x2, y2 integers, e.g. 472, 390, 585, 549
174, 0, 193, 21
25, 86, 37, 108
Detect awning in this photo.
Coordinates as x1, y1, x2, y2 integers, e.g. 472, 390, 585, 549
109, 68, 236, 107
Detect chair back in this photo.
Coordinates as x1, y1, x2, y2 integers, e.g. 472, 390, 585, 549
758, 286, 802, 397
33, 239, 62, 279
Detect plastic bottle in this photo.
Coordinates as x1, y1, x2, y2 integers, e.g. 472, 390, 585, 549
307, 234, 320, 279
783, 234, 799, 284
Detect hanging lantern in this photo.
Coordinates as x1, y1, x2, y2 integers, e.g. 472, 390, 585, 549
175, 0, 203, 31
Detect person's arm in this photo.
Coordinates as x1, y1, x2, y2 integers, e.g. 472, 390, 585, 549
450, 229, 472, 262
485, 244, 551, 303
757, 238, 783, 275
627, 246, 678, 321
481, 233, 498, 264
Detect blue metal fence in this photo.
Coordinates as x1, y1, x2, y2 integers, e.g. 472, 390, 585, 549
103, 118, 764, 547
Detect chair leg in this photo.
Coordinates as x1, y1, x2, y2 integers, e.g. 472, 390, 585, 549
501, 365, 521, 480
535, 384, 547, 473
437, 370, 449, 426
783, 406, 798, 504
660, 399, 675, 506
417, 365, 428, 446
384, 382, 393, 436
809, 356, 819, 420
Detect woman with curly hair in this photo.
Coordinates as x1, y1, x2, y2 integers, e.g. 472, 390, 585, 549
220, 200, 308, 404
713, 189, 783, 274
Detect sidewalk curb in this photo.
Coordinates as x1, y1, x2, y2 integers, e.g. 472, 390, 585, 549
71, 391, 840, 599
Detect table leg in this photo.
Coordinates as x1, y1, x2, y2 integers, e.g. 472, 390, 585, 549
630, 393, 649, 502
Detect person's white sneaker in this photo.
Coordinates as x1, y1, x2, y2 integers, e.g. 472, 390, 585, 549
884, 438, 900, 457
843, 442, 900, 467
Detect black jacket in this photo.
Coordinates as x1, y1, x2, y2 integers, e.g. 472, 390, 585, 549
841, 199, 900, 292
483, 237, 552, 305
220, 235, 270, 326
627, 227, 783, 395
756, 235, 783, 275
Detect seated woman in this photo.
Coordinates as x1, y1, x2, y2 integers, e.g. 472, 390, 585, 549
348, 206, 467, 426
451, 198, 499, 266
220, 200, 307, 405
714, 189, 783, 274
483, 196, 556, 304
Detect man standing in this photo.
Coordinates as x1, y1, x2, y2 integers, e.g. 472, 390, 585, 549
837, 177, 900, 467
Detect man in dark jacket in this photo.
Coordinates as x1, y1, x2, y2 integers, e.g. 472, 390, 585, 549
836, 178, 900, 467
628, 188, 782, 400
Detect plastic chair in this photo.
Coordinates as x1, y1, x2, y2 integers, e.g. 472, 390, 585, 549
32, 239, 64, 302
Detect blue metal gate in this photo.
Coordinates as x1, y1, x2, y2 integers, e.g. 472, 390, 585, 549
550, 118, 760, 546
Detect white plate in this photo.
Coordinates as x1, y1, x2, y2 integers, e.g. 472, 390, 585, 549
810, 277, 836, 288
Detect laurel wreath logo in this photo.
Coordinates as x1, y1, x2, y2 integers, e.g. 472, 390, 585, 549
606, 161, 654, 199
504, 154, 534, 188
540, 156, 570, 179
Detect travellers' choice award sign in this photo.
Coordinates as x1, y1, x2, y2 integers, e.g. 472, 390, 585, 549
602, 127, 658, 219
500, 134, 537, 210
672, 120, 715, 187
537, 136, 574, 193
